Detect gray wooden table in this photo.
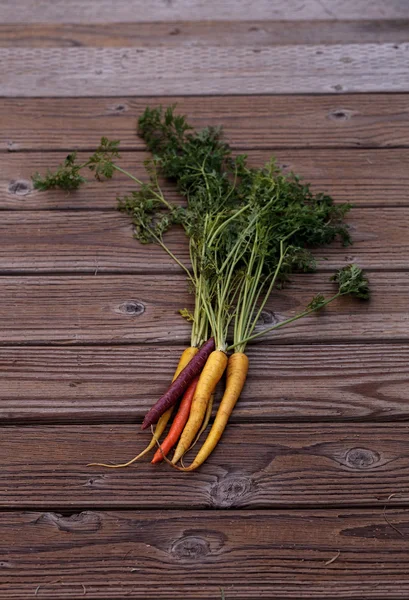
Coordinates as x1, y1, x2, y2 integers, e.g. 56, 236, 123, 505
1, 2, 409, 598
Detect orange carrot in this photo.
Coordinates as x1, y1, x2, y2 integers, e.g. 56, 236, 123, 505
88, 346, 198, 468
172, 349, 228, 464
151, 375, 199, 464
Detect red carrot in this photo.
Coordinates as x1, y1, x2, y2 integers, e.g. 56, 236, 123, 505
142, 337, 215, 430
151, 375, 199, 464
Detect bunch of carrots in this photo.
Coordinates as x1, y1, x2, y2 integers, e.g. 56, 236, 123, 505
33, 106, 370, 471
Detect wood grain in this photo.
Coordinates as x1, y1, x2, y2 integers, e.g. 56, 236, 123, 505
0, 207, 407, 274
3, 149, 409, 209
2, 44, 409, 96
3, 423, 409, 509
0, 272, 402, 345
2, 508, 409, 599
1, 0, 407, 23
2, 344, 409, 424
2, 21, 409, 48
2, 95, 409, 152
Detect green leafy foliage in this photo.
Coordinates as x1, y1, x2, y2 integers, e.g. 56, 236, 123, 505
332, 264, 370, 299
31, 137, 121, 191
87, 137, 120, 180
138, 106, 362, 350
32, 152, 86, 191
33, 105, 370, 351
307, 294, 327, 311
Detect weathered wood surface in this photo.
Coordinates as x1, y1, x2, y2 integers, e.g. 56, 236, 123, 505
2, 95, 409, 152
1, 0, 407, 23
2, 44, 409, 96
1, 21, 409, 48
2, 508, 409, 599
2, 423, 409, 508
2, 1, 409, 596
0, 208, 407, 273
0, 273, 400, 345
2, 344, 409, 424
4, 149, 409, 209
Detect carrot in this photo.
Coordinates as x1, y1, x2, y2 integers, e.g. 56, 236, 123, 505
151, 375, 199, 464
88, 346, 198, 468
171, 350, 228, 464
180, 392, 214, 467
142, 337, 215, 430
173, 352, 248, 472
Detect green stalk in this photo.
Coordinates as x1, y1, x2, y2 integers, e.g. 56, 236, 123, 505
228, 291, 342, 351
112, 165, 173, 209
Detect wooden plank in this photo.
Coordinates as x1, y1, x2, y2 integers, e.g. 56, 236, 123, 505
2, 95, 409, 152
0, 207, 407, 274
2, 509, 409, 599
0, 272, 402, 345
4, 422, 409, 509
2, 423, 409, 509
2, 44, 409, 96
1, 0, 407, 23
2, 343, 409, 424
3, 149, 409, 210
2, 21, 409, 48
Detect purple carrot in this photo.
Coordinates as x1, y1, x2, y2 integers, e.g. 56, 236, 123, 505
142, 337, 215, 429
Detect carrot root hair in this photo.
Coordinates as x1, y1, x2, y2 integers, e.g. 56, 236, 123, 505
88, 346, 198, 469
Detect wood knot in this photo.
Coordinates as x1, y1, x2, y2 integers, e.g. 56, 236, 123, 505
211, 476, 254, 508
259, 309, 278, 325
345, 447, 380, 470
328, 109, 352, 122
35, 511, 101, 533
117, 300, 145, 316
8, 179, 32, 196
171, 536, 210, 560
169, 27, 181, 35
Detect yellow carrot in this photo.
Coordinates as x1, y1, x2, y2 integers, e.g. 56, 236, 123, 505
180, 352, 248, 471
88, 346, 198, 468
172, 350, 227, 464
180, 392, 214, 467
